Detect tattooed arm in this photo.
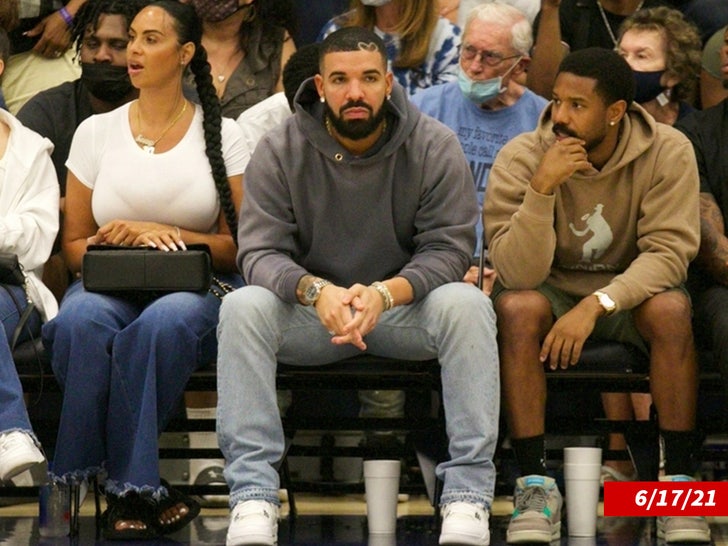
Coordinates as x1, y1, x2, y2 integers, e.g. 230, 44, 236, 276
697, 192, 728, 286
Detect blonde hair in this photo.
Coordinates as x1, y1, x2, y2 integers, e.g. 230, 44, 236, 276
344, 0, 438, 69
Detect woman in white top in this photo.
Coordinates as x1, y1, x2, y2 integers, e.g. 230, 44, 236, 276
42, 1, 247, 539
0, 109, 58, 486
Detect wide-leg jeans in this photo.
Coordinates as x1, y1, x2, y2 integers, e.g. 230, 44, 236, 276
42, 275, 242, 494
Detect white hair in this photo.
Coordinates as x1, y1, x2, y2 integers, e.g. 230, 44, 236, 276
458, 0, 539, 27
464, 2, 534, 56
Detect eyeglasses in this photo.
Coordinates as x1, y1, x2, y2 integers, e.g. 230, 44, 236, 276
460, 44, 521, 67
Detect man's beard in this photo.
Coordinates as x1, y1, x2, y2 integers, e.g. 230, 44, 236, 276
324, 100, 387, 140
553, 123, 605, 152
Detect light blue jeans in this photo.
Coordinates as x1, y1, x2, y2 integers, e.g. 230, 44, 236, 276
0, 284, 42, 438
42, 275, 242, 495
217, 282, 500, 509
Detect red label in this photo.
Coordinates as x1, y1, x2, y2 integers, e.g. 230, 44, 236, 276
604, 481, 728, 516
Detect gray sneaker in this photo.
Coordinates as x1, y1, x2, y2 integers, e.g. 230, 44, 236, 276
657, 516, 711, 543
506, 475, 562, 544
656, 474, 711, 543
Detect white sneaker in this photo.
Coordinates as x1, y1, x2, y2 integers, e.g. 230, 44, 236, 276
439, 501, 490, 545
0, 431, 46, 482
226, 500, 279, 546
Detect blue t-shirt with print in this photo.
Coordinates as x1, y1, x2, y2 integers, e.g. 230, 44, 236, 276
411, 81, 547, 252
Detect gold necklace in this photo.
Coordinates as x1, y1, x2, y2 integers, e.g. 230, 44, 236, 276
135, 99, 188, 154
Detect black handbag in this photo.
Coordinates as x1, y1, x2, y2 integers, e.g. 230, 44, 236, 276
82, 244, 213, 294
0, 252, 26, 286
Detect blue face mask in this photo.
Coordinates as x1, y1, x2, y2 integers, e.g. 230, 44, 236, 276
457, 58, 521, 105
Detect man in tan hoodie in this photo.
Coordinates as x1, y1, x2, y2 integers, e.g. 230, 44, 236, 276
485, 47, 707, 544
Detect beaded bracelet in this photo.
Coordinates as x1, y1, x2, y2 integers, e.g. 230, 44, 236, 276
58, 6, 73, 27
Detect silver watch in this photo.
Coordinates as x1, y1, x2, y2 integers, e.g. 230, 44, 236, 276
303, 279, 331, 306
593, 291, 616, 316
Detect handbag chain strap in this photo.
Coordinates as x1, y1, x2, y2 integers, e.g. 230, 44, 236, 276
209, 276, 236, 301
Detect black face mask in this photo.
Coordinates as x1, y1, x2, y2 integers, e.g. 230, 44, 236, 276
189, 0, 244, 22
80, 63, 134, 103
633, 69, 666, 104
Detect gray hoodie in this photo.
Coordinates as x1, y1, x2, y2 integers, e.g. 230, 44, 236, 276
237, 78, 478, 303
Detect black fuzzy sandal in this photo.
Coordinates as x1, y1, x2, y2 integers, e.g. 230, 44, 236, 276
102, 492, 159, 540
155, 479, 201, 536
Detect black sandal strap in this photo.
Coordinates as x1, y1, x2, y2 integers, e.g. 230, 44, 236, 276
102, 492, 159, 540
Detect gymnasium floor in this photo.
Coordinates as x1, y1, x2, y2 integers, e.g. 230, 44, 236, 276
2, 493, 728, 545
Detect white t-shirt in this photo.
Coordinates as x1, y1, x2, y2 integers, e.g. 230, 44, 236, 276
236, 91, 291, 163
67, 102, 248, 233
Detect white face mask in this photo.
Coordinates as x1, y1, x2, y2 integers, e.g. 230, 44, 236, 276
360, 0, 392, 5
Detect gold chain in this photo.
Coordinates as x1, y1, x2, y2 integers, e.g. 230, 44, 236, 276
135, 98, 188, 154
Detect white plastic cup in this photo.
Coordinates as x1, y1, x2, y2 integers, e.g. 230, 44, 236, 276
564, 446, 602, 465
363, 459, 400, 535
563, 447, 602, 537
368, 533, 397, 546
568, 536, 597, 546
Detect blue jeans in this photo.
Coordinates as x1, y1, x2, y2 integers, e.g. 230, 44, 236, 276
217, 282, 500, 509
0, 284, 41, 436
42, 275, 242, 494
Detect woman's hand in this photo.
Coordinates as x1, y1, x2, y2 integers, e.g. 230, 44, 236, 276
90, 220, 186, 251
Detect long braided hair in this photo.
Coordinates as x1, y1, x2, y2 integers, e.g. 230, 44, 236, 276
147, 0, 238, 242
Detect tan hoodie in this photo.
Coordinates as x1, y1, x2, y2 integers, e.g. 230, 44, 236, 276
484, 102, 699, 313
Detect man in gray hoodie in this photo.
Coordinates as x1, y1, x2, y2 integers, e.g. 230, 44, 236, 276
217, 26, 499, 546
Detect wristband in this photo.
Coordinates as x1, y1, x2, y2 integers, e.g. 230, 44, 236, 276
371, 281, 394, 311
58, 6, 74, 27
